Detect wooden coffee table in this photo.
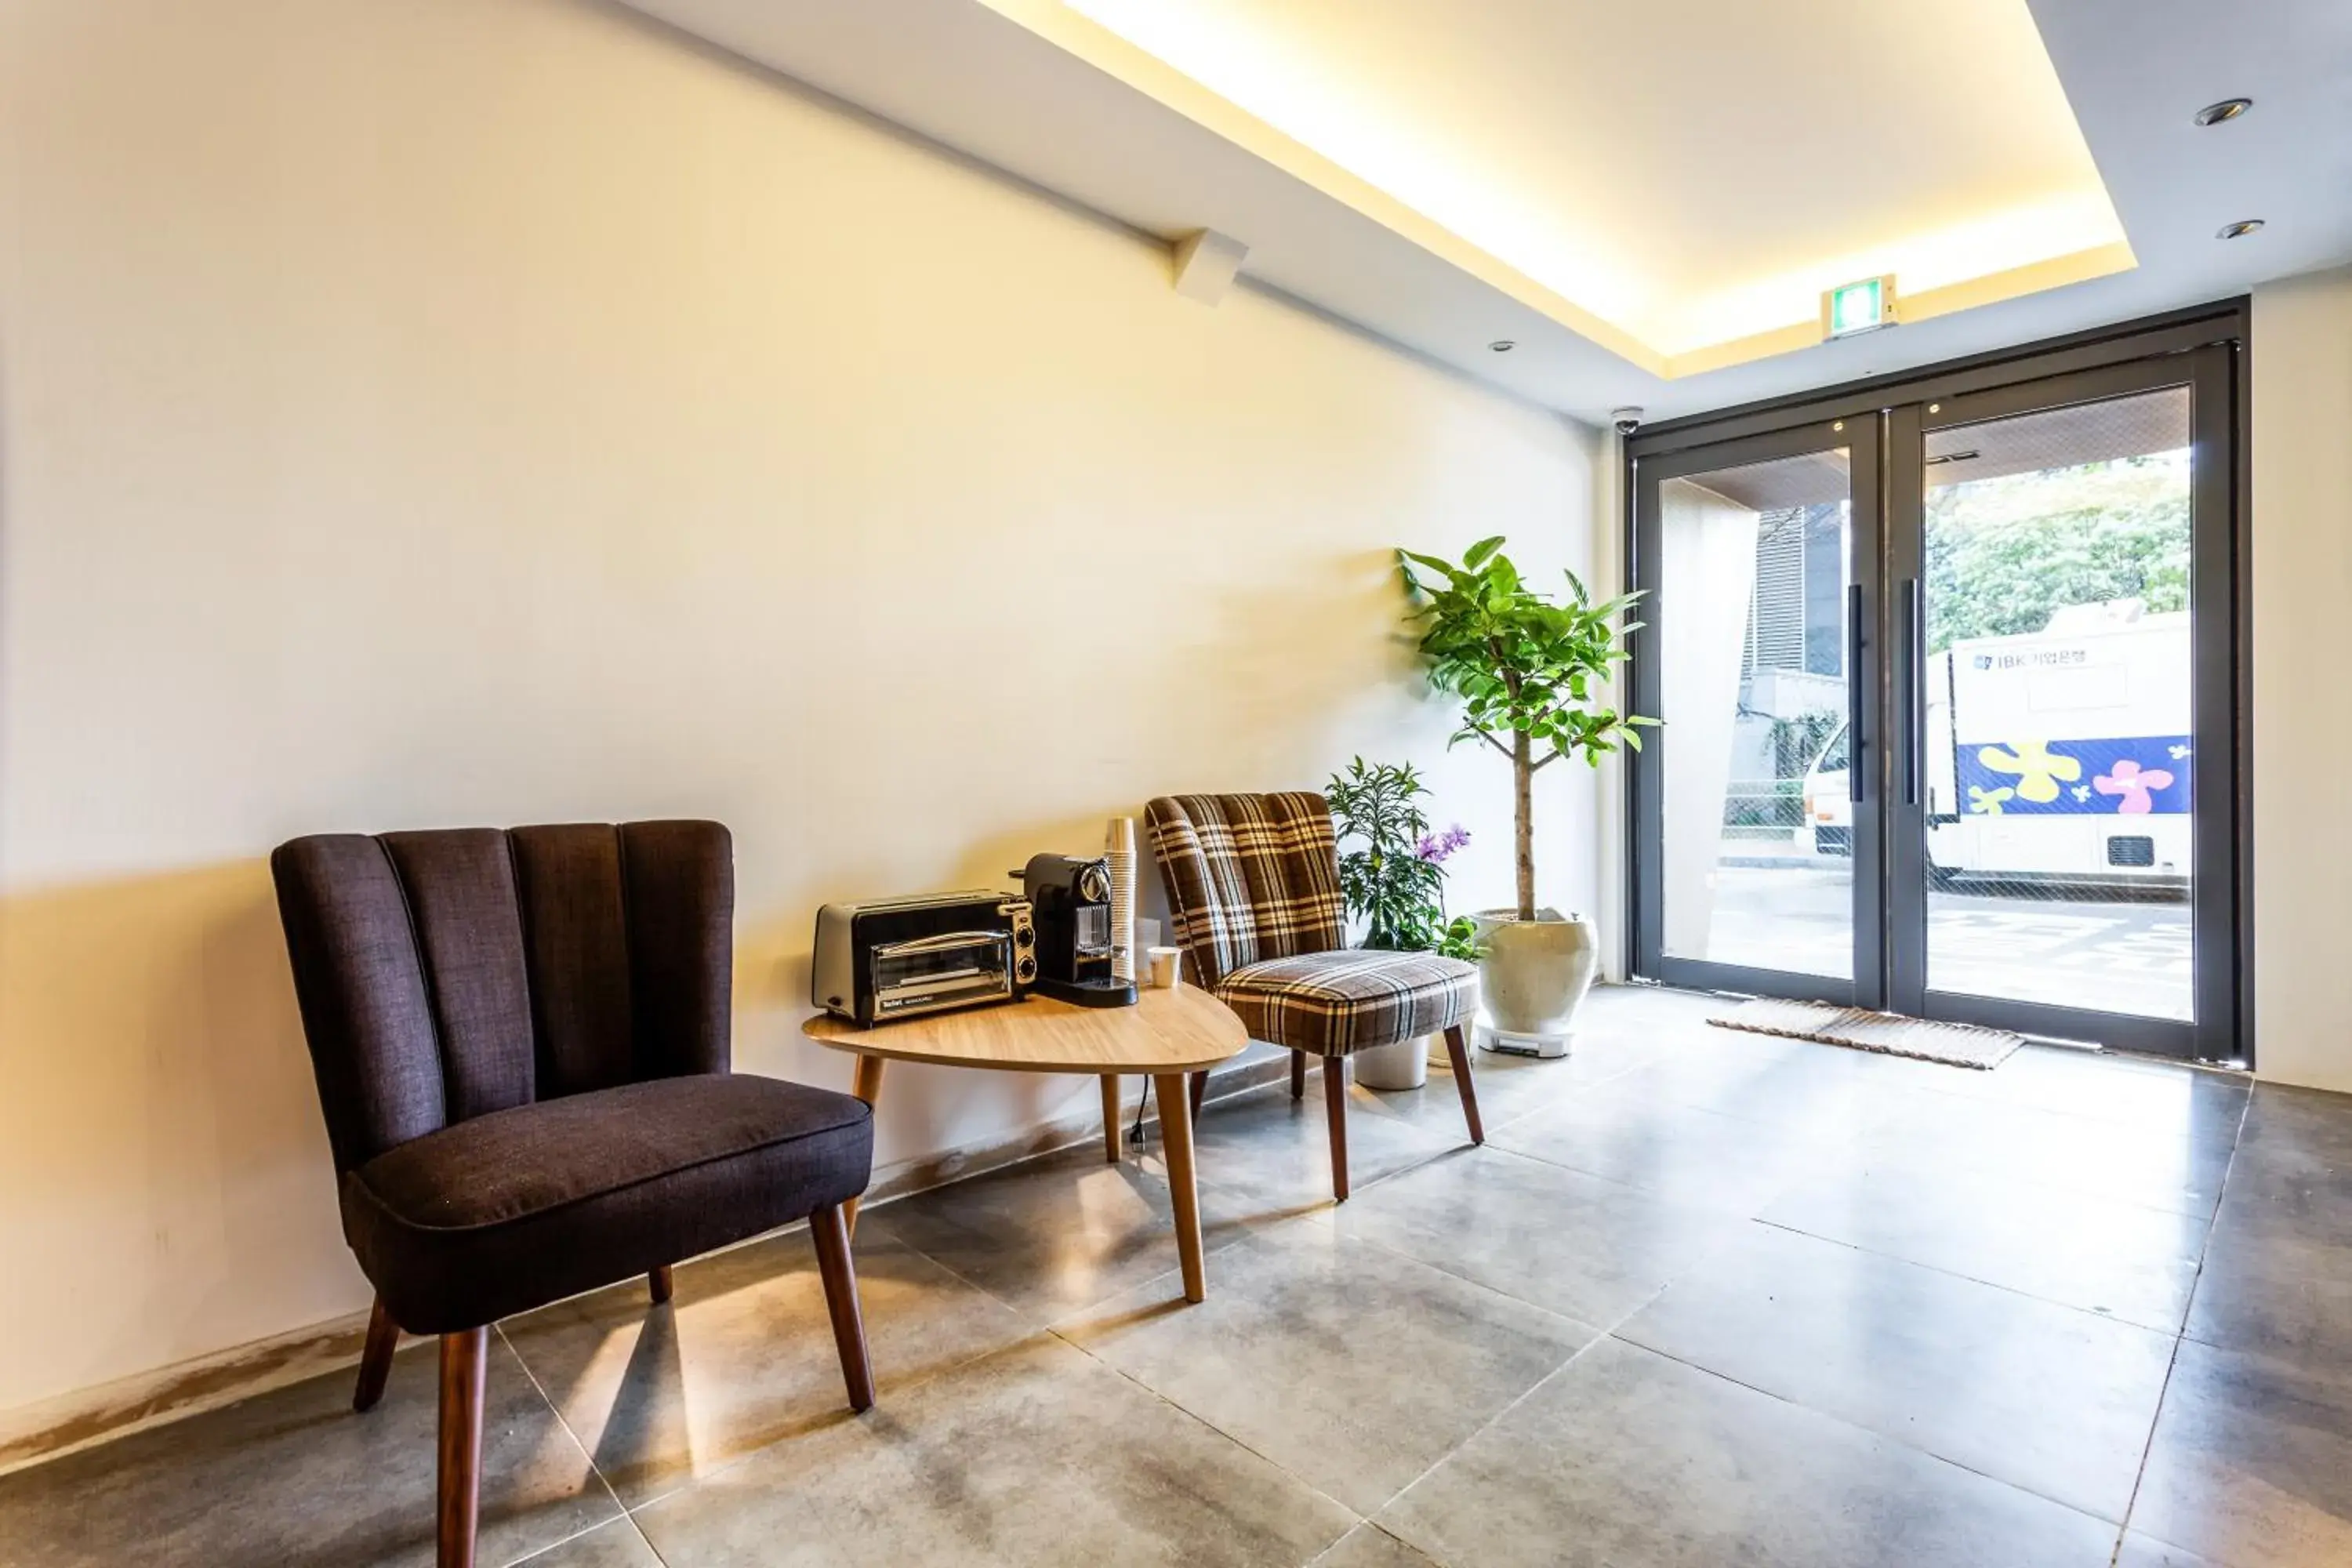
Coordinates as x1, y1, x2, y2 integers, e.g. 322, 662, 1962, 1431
803, 986, 1247, 1302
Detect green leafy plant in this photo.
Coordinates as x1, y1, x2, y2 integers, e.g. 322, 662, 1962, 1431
1326, 757, 1445, 951
1325, 758, 1482, 956
1426, 913, 1482, 962
1399, 536, 1654, 924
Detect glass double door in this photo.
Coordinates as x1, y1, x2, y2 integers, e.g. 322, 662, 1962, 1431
1629, 347, 2238, 1060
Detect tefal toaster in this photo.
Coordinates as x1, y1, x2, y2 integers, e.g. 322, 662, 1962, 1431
811, 891, 1036, 1027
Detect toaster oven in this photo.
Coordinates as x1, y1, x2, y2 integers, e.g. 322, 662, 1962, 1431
812, 891, 1035, 1026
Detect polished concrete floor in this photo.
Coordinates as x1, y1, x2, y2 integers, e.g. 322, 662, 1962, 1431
5, 985, 2349, 1567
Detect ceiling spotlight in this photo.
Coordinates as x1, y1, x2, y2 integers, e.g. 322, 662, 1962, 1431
2194, 98, 2252, 127
1488, 339, 1515, 353
2217, 220, 2266, 239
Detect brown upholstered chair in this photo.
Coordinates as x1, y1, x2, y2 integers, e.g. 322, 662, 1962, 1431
1145, 793, 1483, 1201
271, 820, 876, 1568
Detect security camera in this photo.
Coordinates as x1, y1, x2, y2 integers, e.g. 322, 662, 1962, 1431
1610, 407, 1644, 437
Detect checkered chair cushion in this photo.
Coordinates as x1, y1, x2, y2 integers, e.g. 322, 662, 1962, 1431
1145, 792, 1479, 1057
1217, 949, 1479, 1058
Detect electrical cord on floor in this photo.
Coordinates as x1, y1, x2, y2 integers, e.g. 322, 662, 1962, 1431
1127, 1076, 1151, 1152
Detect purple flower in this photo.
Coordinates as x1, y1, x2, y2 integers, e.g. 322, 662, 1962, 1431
1414, 825, 1470, 864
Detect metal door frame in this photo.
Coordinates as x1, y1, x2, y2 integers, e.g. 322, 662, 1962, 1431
1625, 303, 2249, 1064
1628, 416, 1886, 1007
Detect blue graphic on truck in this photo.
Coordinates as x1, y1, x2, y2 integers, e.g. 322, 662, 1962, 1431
1956, 736, 2191, 816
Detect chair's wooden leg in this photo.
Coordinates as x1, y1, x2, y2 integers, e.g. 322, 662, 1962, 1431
1290, 1048, 1306, 1100
1189, 1068, 1208, 1119
808, 1203, 876, 1412
1323, 1054, 1350, 1203
648, 1265, 674, 1305
1152, 1073, 1207, 1303
844, 1054, 886, 1234
353, 1295, 399, 1413
1100, 1074, 1123, 1163
436, 1328, 488, 1568
1443, 1024, 1485, 1145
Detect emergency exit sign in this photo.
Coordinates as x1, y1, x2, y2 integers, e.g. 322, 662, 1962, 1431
1823, 275, 1898, 338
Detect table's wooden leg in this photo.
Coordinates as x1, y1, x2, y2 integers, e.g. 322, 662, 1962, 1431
844, 1054, 887, 1234
1152, 1073, 1207, 1304
1100, 1074, 1123, 1163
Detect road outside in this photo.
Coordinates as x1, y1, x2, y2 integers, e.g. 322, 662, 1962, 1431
1683, 857, 2192, 1023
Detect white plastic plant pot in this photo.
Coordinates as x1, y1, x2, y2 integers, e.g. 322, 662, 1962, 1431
1352, 1036, 1430, 1091
1472, 909, 1598, 1058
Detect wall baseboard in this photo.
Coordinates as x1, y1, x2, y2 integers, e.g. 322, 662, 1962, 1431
0, 1308, 379, 1479
0, 1051, 1292, 1477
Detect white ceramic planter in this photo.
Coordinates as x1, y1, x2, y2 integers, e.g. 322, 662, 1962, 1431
1353, 1036, 1429, 1091
1472, 908, 1599, 1054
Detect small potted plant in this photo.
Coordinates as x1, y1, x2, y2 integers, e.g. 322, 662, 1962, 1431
1326, 757, 1475, 1088
1398, 538, 1652, 1054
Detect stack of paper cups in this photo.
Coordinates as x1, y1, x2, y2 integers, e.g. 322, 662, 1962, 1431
1105, 816, 1138, 983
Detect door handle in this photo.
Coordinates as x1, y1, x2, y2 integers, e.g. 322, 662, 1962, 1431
1902, 578, 1924, 808
1847, 583, 1865, 805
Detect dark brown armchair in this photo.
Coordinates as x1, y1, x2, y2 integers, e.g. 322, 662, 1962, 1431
271, 820, 876, 1568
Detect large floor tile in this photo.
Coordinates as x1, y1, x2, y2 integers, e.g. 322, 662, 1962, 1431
1760, 1159, 2209, 1331
629, 1334, 1355, 1567
1602, 1044, 1936, 1154
2111, 1534, 2223, 1568
2218, 1083, 2352, 1249
1346, 1035, 1644, 1143
1617, 1222, 2176, 1522
2220, 1153, 2352, 1250
1058, 1219, 1594, 1514
1311, 1523, 1441, 1568
1491, 1085, 1835, 1217
1855, 1089, 2238, 1221
1329, 1145, 1750, 1326
861, 1142, 1267, 1321
2132, 1338, 2352, 1568
1574, 983, 1739, 1044
1585, 1028, 1808, 1110
1377, 1337, 2117, 1568
501, 1227, 1029, 1504
2182, 1221, 2352, 1368
1910, 1046, 2248, 1140
0, 1334, 614, 1568
515, 1519, 664, 1566
1181, 1080, 1463, 1212
2235, 1081, 2352, 1161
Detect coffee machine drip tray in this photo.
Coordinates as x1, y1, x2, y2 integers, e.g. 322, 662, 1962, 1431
1033, 975, 1140, 1008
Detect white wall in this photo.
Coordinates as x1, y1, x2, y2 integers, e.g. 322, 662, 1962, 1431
2249, 265, 2352, 1093
0, 0, 1599, 1416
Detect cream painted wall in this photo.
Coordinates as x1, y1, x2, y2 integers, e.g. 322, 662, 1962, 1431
0, 0, 1599, 1415
2249, 266, 2352, 1094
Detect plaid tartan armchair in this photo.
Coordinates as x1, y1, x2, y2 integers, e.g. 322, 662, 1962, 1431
1145, 792, 1483, 1201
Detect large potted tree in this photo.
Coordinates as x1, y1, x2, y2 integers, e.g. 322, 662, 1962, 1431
1399, 537, 1652, 1054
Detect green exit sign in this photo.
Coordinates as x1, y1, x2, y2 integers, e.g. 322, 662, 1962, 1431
1823, 275, 1898, 339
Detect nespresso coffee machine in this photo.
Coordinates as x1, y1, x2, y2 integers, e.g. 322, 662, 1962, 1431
1018, 854, 1138, 1007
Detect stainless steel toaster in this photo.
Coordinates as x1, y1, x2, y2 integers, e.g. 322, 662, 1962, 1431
811, 891, 1036, 1027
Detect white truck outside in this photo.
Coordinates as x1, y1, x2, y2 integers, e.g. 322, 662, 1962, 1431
1804, 601, 2191, 893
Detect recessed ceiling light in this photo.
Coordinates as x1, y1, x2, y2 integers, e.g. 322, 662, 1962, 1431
2193, 98, 2252, 127
1488, 339, 1515, 353
2217, 220, 2266, 240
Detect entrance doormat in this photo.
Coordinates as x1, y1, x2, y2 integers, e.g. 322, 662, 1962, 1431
1708, 996, 2024, 1070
